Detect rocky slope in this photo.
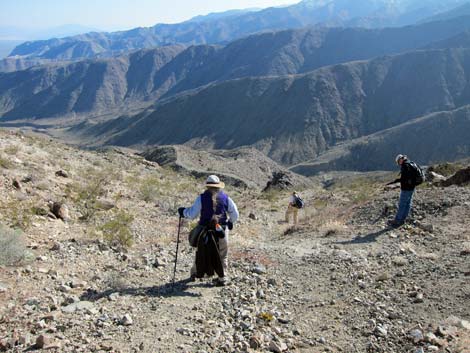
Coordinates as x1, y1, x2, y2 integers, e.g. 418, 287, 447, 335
9, 0, 468, 61
88, 47, 470, 166
141, 145, 310, 189
290, 105, 470, 175
0, 129, 469, 353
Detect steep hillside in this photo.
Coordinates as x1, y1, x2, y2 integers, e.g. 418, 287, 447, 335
424, 29, 470, 49
88, 48, 470, 165
290, 105, 470, 175
1, 129, 469, 353
0, 57, 51, 73
0, 45, 187, 119
8, 0, 468, 61
3, 17, 470, 121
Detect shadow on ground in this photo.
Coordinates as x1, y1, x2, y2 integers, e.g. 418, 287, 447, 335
80, 279, 212, 301
335, 228, 392, 245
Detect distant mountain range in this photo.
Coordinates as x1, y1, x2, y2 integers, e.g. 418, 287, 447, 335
2, 1, 470, 173
81, 47, 470, 167
2, 16, 470, 121
7, 0, 469, 61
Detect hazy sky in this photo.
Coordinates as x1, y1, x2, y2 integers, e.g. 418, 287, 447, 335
0, 0, 301, 31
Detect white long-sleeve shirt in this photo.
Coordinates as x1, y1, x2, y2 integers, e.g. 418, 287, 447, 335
183, 194, 239, 224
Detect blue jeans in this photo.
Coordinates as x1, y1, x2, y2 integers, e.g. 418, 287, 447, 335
395, 189, 414, 222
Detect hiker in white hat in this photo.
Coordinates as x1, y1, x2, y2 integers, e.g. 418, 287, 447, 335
178, 175, 239, 286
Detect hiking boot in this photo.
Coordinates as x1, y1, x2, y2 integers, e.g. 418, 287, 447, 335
213, 277, 226, 287
387, 219, 404, 228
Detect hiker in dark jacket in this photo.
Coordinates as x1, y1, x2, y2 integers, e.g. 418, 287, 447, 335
178, 175, 239, 286
386, 154, 417, 227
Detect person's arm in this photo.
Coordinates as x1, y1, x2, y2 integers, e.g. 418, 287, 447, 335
182, 196, 202, 220
227, 197, 239, 224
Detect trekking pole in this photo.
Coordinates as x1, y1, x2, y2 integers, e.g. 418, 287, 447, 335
172, 216, 182, 285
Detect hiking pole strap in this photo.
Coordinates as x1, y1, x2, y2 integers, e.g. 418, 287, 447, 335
173, 216, 182, 284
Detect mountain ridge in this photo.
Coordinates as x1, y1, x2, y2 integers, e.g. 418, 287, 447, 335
78, 47, 470, 166
3, 16, 470, 121
8, 0, 469, 61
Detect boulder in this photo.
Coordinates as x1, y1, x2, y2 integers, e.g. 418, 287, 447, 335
440, 166, 470, 187
263, 172, 293, 192
49, 201, 69, 221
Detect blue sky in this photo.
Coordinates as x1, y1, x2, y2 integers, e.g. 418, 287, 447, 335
0, 0, 300, 31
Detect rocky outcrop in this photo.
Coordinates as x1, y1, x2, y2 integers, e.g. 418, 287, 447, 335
141, 145, 309, 189
440, 166, 470, 186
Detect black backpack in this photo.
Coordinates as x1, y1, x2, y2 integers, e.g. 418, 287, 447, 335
293, 195, 304, 209
409, 161, 425, 186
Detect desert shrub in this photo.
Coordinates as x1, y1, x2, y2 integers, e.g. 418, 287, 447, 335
332, 176, 379, 205
103, 271, 128, 290
97, 210, 134, 249
0, 199, 35, 231
0, 224, 32, 266
68, 167, 118, 221
139, 175, 161, 202
0, 155, 13, 169
3, 145, 19, 155
259, 189, 280, 203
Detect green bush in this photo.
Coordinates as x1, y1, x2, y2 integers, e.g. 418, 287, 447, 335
68, 167, 117, 221
0, 224, 32, 266
0, 199, 35, 231
139, 175, 161, 202
0, 155, 13, 169
98, 210, 134, 249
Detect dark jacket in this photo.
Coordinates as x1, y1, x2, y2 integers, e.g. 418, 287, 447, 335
392, 160, 416, 191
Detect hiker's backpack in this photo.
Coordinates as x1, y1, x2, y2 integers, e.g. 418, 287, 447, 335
408, 161, 425, 186
293, 195, 304, 209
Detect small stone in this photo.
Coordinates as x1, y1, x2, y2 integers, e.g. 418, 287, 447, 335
269, 340, 287, 353
62, 301, 95, 313
375, 325, 388, 337
51, 242, 62, 251
408, 329, 424, 343
70, 279, 87, 288
253, 264, 267, 275
0, 282, 7, 293
414, 292, 424, 303
392, 256, 408, 266
12, 178, 21, 190
108, 292, 120, 301
376, 272, 391, 281
121, 314, 133, 326
55, 170, 69, 178
249, 336, 262, 349
35, 334, 49, 349
248, 213, 258, 220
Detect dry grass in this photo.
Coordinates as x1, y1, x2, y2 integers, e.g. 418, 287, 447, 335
319, 220, 348, 237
